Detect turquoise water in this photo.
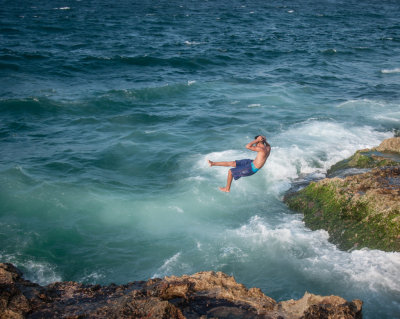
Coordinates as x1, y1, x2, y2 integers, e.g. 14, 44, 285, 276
1, 0, 400, 317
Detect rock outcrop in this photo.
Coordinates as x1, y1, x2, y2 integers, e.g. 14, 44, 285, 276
0, 263, 362, 319
285, 137, 400, 252
327, 137, 400, 176
375, 136, 400, 153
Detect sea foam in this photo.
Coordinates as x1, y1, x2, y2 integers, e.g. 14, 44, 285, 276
0, 253, 61, 285
264, 120, 391, 192
381, 68, 400, 74
231, 215, 400, 294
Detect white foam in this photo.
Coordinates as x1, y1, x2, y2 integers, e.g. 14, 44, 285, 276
186, 175, 206, 181
230, 215, 400, 293
381, 68, 400, 74
185, 41, 202, 46
337, 99, 387, 108
220, 246, 248, 259
264, 120, 391, 191
153, 252, 187, 278
169, 206, 184, 213
79, 271, 105, 284
0, 253, 61, 285
374, 112, 400, 123
193, 122, 390, 197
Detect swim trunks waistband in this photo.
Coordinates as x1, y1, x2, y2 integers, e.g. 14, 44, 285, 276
251, 162, 259, 173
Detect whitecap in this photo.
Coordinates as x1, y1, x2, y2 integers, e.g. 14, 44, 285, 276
248, 103, 262, 108
321, 48, 337, 54
381, 68, 400, 74
152, 252, 182, 278
184, 41, 202, 46
336, 99, 387, 108
374, 113, 400, 123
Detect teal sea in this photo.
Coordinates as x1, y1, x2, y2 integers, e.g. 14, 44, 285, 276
1, 0, 400, 317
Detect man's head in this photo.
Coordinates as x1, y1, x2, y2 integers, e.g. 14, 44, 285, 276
255, 135, 268, 146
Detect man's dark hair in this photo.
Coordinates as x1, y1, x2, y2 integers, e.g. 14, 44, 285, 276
255, 135, 269, 147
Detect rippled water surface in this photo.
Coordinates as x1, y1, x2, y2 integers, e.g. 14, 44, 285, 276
1, 0, 400, 317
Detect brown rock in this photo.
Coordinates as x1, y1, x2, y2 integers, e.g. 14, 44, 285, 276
374, 137, 400, 153
0, 263, 363, 319
278, 292, 362, 319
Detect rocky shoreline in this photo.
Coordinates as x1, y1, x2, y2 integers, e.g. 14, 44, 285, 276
0, 263, 362, 319
285, 137, 400, 252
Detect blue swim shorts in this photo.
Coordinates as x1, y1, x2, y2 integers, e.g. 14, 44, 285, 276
230, 159, 259, 180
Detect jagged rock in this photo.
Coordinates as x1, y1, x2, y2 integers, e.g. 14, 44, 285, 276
278, 292, 363, 319
0, 263, 363, 319
285, 137, 400, 252
374, 137, 400, 153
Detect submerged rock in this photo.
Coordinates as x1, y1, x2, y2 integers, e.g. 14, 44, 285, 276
0, 263, 362, 319
285, 137, 400, 252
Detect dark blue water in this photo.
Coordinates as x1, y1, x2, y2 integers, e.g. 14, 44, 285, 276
1, 1, 400, 318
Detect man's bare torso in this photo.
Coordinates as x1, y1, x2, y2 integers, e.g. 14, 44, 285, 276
253, 144, 271, 169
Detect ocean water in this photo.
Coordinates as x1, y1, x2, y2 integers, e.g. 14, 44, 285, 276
1, 0, 400, 317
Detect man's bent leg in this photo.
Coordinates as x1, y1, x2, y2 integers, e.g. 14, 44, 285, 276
219, 170, 233, 192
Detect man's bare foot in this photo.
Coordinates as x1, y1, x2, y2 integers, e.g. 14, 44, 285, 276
219, 187, 230, 192
207, 159, 214, 167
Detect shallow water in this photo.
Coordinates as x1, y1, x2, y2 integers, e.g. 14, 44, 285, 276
1, 0, 400, 317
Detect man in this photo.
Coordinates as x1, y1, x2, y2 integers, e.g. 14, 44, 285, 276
208, 135, 271, 192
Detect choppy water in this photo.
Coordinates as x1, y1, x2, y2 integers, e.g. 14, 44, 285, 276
1, 0, 400, 317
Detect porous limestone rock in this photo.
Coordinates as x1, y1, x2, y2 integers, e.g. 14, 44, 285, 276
0, 263, 363, 319
374, 137, 400, 153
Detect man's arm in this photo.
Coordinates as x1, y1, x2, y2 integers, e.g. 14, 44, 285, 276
245, 137, 263, 152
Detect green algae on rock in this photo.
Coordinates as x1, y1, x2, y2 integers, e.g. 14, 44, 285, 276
285, 137, 400, 252
327, 137, 400, 177
327, 150, 397, 176
286, 166, 400, 251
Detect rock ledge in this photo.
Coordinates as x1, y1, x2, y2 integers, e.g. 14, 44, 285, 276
0, 263, 362, 319
285, 137, 400, 251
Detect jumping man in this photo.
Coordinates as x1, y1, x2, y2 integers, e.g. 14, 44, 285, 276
208, 135, 271, 192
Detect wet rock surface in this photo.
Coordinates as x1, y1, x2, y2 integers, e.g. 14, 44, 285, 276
0, 263, 363, 319
285, 137, 400, 252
